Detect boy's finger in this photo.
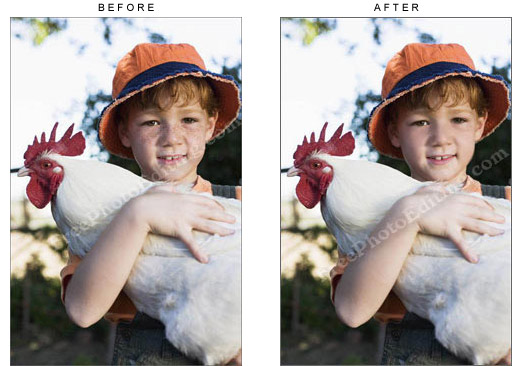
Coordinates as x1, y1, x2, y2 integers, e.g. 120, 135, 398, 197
463, 219, 505, 237
195, 220, 236, 236
206, 210, 237, 224
179, 231, 208, 263
194, 195, 227, 211
468, 207, 506, 224
448, 230, 478, 263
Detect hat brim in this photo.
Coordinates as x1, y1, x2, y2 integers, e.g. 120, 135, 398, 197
98, 61, 241, 159
368, 62, 510, 159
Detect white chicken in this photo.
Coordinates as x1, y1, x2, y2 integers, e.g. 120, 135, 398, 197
17, 123, 241, 365
287, 122, 510, 365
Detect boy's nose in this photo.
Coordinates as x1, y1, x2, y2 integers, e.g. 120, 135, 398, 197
429, 123, 453, 146
160, 123, 183, 146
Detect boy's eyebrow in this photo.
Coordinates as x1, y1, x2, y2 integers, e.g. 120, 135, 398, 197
138, 106, 162, 113
447, 106, 473, 113
176, 105, 203, 113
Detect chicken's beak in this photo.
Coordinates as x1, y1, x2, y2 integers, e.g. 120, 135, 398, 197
287, 167, 302, 177
17, 167, 31, 177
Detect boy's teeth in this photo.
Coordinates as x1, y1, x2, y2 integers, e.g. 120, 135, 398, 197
430, 155, 453, 160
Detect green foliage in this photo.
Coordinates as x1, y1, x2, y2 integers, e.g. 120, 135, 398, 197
148, 32, 168, 44
282, 18, 338, 46
11, 255, 105, 336
281, 254, 348, 337
370, 18, 403, 45
342, 354, 367, 365
418, 32, 437, 44
11, 254, 109, 338
73, 354, 98, 365
14, 225, 69, 260
12, 18, 68, 45
100, 18, 134, 45
198, 63, 242, 185
284, 224, 338, 260
467, 63, 511, 186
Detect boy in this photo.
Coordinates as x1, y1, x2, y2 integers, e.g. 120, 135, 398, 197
60, 43, 242, 364
331, 43, 510, 364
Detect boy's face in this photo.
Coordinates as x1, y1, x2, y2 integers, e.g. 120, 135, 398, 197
119, 99, 217, 184
388, 96, 487, 184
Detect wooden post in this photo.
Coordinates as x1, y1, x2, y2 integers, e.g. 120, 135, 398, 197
22, 262, 31, 334
291, 262, 301, 333
375, 321, 386, 364
106, 322, 117, 364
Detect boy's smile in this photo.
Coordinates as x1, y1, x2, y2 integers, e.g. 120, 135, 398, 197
389, 97, 487, 184
119, 99, 217, 184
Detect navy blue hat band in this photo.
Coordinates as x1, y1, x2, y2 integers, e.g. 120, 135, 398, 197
386, 61, 507, 100
116, 61, 237, 100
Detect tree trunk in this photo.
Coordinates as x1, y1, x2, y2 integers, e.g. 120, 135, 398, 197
22, 264, 31, 334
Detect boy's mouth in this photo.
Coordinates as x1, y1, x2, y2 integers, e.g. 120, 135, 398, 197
158, 154, 187, 165
427, 154, 456, 165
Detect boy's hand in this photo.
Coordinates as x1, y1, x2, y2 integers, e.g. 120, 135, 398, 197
400, 184, 505, 263
130, 185, 236, 263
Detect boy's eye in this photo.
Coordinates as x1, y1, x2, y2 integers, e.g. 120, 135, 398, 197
142, 120, 159, 127
452, 117, 468, 124
411, 120, 429, 127
182, 117, 198, 124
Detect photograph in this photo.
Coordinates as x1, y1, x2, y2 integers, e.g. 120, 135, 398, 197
281, 18, 511, 365
11, 17, 241, 365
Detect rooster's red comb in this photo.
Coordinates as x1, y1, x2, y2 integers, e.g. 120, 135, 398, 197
293, 122, 355, 166
23, 122, 86, 166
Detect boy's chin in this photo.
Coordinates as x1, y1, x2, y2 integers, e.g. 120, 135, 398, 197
420, 169, 466, 184
147, 168, 198, 184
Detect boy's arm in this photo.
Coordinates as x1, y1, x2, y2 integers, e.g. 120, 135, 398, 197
334, 186, 505, 328
64, 190, 236, 328
333, 201, 419, 327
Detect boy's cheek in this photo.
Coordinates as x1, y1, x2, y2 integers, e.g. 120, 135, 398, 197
188, 141, 206, 159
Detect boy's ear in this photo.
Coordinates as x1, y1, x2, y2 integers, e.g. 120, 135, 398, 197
118, 121, 131, 148
205, 111, 219, 141
474, 110, 488, 142
387, 121, 401, 148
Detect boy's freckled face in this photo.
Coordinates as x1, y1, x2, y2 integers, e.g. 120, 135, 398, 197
389, 97, 487, 184
119, 99, 217, 184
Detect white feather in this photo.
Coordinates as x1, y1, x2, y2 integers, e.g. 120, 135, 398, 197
48, 154, 241, 365
318, 154, 510, 365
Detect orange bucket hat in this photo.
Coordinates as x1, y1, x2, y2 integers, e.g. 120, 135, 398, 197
368, 43, 510, 159
98, 43, 241, 158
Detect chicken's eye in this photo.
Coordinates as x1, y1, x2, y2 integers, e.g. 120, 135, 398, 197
42, 162, 51, 168
311, 162, 321, 169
